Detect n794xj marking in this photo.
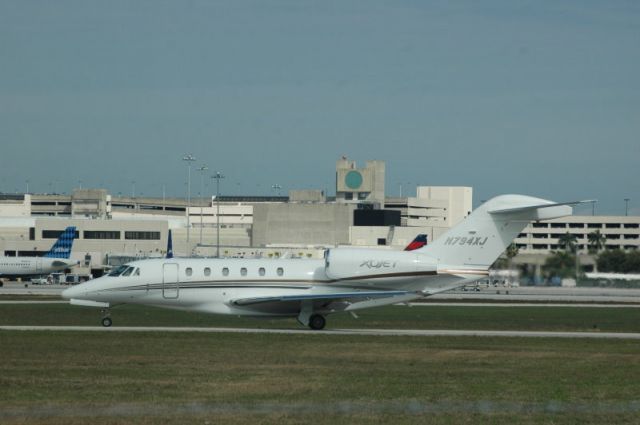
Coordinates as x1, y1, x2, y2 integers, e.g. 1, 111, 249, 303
63, 195, 587, 330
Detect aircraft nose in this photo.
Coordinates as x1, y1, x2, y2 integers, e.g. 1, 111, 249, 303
61, 284, 84, 300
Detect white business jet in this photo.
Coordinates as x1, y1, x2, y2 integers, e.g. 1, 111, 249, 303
0, 227, 78, 278
62, 195, 583, 329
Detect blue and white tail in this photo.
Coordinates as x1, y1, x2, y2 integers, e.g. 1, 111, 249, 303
166, 230, 174, 259
417, 195, 586, 270
44, 226, 77, 259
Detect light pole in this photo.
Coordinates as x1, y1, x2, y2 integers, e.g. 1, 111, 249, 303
198, 165, 209, 246
183, 154, 196, 254
624, 198, 630, 216
162, 184, 166, 211
591, 200, 596, 216
212, 172, 225, 258
131, 181, 136, 198
25, 180, 29, 194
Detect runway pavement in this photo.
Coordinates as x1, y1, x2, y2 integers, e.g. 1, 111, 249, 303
407, 302, 640, 308
0, 282, 68, 296
3, 281, 640, 301
2, 325, 640, 339
434, 286, 640, 303
0, 300, 67, 304
2, 300, 640, 308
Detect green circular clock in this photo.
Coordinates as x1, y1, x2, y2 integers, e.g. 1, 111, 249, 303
345, 170, 363, 189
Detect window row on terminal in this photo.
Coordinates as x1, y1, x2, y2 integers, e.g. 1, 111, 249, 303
38, 230, 161, 240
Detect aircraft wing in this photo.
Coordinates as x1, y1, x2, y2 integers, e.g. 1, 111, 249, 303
230, 290, 410, 307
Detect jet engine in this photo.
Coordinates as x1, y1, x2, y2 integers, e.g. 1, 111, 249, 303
324, 248, 437, 281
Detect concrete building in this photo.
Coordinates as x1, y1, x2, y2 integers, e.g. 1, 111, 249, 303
0, 216, 170, 272
362, 186, 473, 249
335, 158, 385, 204
0, 194, 30, 217
385, 186, 472, 226
3, 158, 634, 278
252, 202, 355, 247
515, 215, 640, 253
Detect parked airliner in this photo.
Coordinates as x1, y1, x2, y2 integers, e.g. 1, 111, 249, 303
0, 227, 77, 278
63, 196, 584, 329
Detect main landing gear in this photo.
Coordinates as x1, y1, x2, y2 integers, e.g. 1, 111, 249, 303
298, 301, 327, 330
101, 309, 112, 327
308, 314, 326, 330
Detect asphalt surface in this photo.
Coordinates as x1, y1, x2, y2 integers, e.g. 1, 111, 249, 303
2, 325, 640, 339
2, 300, 640, 309
3, 282, 640, 302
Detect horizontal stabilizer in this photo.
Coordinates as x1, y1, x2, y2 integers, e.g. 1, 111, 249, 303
231, 290, 409, 307
489, 200, 595, 215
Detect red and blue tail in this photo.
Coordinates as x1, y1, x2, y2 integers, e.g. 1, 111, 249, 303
404, 234, 427, 251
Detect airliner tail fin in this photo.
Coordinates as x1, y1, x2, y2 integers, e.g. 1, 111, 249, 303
43, 226, 76, 259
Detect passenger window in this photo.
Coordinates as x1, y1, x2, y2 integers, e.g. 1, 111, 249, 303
204, 267, 211, 277
122, 267, 134, 277
277, 267, 284, 276
222, 267, 229, 276
259, 267, 265, 276
240, 267, 247, 276
185, 267, 193, 277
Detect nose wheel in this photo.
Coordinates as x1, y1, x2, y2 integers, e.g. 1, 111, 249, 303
101, 309, 112, 327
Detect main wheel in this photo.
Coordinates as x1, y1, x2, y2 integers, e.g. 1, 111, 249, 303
101, 317, 112, 327
308, 314, 326, 330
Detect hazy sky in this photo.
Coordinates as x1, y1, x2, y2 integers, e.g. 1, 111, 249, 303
1, 1, 638, 214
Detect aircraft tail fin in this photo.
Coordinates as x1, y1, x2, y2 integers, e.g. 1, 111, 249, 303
417, 195, 588, 270
166, 230, 174, 259
43, 226, 77, 259
404, 234, 427, 251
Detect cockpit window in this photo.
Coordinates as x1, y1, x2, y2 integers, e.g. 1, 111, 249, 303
121, 266, 135, 277
108, 265, 128, 277
134, 268, 140, 276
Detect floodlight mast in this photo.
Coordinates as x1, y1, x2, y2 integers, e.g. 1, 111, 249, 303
182, 154, 196, 254
198, 165, 209, 245
212, 171, 225, 258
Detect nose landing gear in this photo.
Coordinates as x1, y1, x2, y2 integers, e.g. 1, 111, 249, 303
101, 309, 112, 327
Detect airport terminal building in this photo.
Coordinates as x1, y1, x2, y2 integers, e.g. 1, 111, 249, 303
0, 159, 638, 277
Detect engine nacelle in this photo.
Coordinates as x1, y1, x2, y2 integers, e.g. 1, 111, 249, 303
324, 248, 437, 280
